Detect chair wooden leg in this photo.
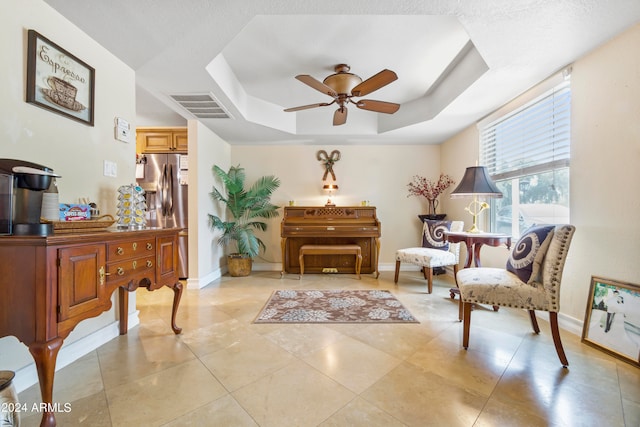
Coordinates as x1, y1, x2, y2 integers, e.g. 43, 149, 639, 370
394, 260, 400, 283
528, 310, 540, 334
462, 301, 472, 349
425, 267, 433, 294
550, 312, 569, 367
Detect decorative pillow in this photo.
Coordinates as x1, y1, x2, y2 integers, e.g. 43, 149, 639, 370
506, 225, 555, 283
421, 220, 452, 251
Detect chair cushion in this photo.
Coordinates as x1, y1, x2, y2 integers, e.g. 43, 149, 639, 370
457, 268, 550, 311
506, 225, 555, 284
422, 220, 451, 251
396, 247, 457, 268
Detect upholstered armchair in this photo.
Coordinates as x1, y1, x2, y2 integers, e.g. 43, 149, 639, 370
394, 220, 464, 293
457, 224, 576, 367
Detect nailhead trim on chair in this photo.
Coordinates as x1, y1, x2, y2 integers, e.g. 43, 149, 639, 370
458, 225, 576, 313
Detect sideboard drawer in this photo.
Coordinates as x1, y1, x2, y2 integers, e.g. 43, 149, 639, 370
106, 254, 155, 285
107, 238, 155, 261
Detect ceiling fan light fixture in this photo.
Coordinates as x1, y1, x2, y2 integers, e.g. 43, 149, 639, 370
323, 64, 363, 95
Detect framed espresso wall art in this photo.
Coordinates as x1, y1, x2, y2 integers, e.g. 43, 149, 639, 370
581, 276, 640, 367
26, 29, 95, 126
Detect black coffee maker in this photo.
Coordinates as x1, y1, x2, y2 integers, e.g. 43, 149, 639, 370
0, 159, 61, 236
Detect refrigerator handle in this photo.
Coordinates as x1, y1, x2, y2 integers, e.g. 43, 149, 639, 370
160, 163, 168, 216
158, 164, 164, 216
166, 164, 174, 215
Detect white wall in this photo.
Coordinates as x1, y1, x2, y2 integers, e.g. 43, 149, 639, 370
0, 0, 137, 389
187, 120, 231, 289
231, 144, 442, 271
567, 23, 640, 318
440, 23, 640, 332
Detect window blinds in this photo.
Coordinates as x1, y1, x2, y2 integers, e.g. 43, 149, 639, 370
480, 81, 571, 181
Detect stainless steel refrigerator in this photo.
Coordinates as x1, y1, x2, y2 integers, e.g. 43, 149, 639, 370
136, 153, 188, 279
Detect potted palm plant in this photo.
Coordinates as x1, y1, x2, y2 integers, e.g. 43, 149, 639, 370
208, 164, 281, 276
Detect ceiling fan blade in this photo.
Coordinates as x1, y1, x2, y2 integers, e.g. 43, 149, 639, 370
351, 69, 398, 97
356, 99, 400, 114
333, 107, 347, 126
284, 102, 331, 112
295, 75, 338, 97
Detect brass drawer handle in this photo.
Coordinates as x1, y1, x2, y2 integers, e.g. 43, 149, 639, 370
100, 266, 125, 280
146, 243, 153, 250
146, 260, 153, 268
132, 260, 137, 269
133, 242, 138, 251
117, 247, 124, 255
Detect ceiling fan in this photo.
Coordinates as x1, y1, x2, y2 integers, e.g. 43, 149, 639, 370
284, 64, 400, 126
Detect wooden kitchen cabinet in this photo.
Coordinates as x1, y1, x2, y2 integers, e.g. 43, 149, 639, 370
136, 127, 188, 153
0, 228, 182, 427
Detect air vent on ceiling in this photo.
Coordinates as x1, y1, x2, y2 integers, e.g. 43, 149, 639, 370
169, 93, 232, 119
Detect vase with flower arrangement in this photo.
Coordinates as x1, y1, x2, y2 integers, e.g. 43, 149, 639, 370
407, 173, 456, 220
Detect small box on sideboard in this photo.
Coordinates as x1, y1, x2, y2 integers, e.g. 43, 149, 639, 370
59, 204, 91, 221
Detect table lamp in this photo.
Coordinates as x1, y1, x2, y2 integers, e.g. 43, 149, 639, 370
323, 183, 338, 206
450, 166, 502, 233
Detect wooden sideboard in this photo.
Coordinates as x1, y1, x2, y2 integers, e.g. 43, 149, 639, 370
0, 228, 183, 427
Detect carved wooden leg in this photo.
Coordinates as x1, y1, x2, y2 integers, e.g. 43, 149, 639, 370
528, 310, 540, 334
462, 302, 472, 348
169, 281, 183, 334
298, 251, 305, 279
119, 287, 129, 335
394, 260, 400, 283
450, 266, 460, 300
119, 280, 143, 335
550, 312, 569, 367
280, 237, 286, 277
28, 338, 63, 427
374, 238, 380, 279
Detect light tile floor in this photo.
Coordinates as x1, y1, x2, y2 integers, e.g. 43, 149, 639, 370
17, 271, 640, 426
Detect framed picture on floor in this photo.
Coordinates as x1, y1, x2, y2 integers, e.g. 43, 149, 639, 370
581, 276, 640, 367
26, 29, 95, 126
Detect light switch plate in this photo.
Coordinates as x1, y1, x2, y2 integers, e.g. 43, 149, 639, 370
103, 160, 117, 177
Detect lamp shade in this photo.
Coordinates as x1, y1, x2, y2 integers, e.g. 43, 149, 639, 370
450, 166, 503, 198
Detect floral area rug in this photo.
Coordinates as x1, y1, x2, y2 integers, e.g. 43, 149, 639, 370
254, 289, 419, 324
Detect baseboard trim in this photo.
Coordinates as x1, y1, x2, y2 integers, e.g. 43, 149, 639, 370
534, 311, 583, 338
252, 262, 281, 271
187, 268, 223, 289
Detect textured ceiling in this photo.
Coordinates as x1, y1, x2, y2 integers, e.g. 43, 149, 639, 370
43, 0, 640, 145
